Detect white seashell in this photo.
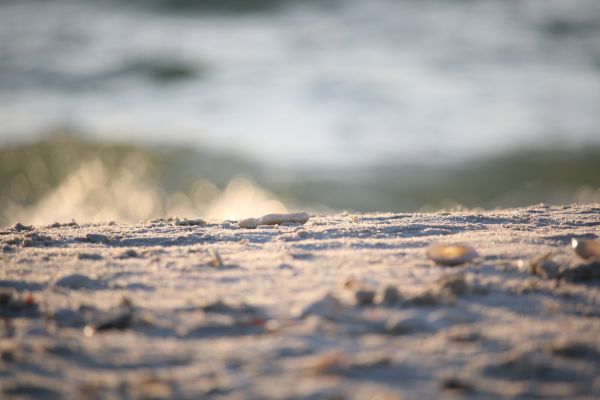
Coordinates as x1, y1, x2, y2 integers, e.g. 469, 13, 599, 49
238, 217, 260, 229
238, 212, 310, 229
571, 238, 600, 260
426, 244, 478, 266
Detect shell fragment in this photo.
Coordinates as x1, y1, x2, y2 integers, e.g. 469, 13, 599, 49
239, 212, 310, 229
426, 244, 478, 266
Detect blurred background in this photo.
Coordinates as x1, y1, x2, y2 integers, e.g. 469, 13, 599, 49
1, 0, 600, 226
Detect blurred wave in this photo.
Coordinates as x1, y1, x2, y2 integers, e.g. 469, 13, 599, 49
1, 133, 599, 227
0, 132, 288, 226
2, 0, 600, 167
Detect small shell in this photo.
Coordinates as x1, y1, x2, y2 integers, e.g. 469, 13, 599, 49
571, 238, 600, 260
426, 244, 478, 266
238, 212, 310, 229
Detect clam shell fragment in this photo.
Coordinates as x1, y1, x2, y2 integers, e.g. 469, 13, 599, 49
426, 244, 478, 266
239, 212, 310, 229
571, 238, 600, 260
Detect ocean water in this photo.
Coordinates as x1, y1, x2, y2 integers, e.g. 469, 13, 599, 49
1, 0, 600, 225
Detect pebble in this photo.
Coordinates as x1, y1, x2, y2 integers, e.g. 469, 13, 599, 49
382, 286, 401, 304
238, 218, 260, 229
571, 238, 600, 260
354, 289, 376, 305
239, 212, 310, 229
426, 243, 478, 266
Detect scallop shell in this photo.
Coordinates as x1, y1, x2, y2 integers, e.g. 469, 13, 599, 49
426, 244, 478, 266
571, 238, 600, 260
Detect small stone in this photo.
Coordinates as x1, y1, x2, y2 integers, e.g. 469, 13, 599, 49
239, 218, 260, 229
382, 286, 401, 304
426, 243, 478, 266
52, 274, 103, 290
572, 238, 600, 260
354, 289, 376, 306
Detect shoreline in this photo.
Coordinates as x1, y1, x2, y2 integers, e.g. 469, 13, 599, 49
2, 204, 600, 399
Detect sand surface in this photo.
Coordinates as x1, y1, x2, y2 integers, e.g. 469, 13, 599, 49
2, 204, 600, 399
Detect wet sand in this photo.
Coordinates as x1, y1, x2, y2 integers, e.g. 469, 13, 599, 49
1, 204, 600, 399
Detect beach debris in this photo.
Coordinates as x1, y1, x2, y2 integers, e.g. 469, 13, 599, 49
52, 273, 104, 290
208, 249, 223, 268
175, 218, 206, 226
529, 253, 562, 279
382, 286, 401, 304
354, 289, 376, 306
571, 238, 600, 260
239, 212, 310, 229
426, 243, 478, 266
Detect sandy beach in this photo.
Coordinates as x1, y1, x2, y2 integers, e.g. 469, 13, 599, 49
2, 203, 600, 399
